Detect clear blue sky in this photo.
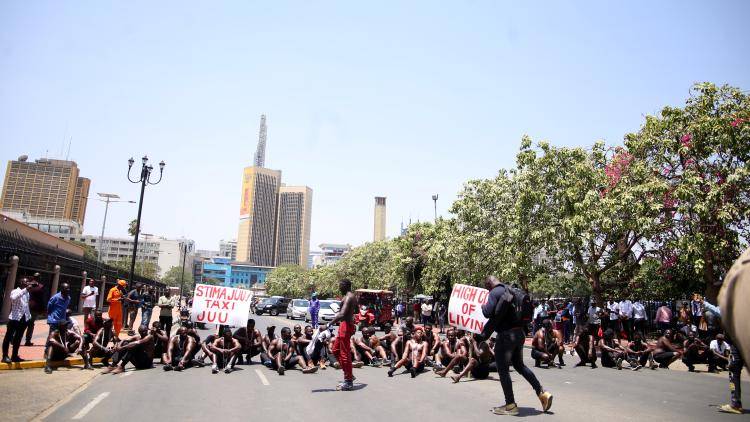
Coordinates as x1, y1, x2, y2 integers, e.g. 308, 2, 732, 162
1, 1, 749, 252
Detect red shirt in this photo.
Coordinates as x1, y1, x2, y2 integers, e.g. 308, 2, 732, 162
85, 316, 103, 334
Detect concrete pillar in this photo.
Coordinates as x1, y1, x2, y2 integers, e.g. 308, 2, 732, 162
99, 275, 107, 310
78, 271, 87, 312
50, 265, 61, 297
1, 256, 19, 322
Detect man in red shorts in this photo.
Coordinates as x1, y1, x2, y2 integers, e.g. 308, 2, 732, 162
329, 279, 358, 391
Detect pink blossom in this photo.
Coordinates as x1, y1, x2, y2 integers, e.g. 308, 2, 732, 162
731, 118, 745, 127
680, 133, 692, 147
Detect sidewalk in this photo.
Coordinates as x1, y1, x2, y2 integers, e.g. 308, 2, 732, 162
0, 307, 180, 366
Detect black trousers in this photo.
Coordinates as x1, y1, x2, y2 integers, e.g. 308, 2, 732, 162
495, 327, 543, 405
729, 344, 743, 409
2, 317, 27, 358
159, 316, 173, 337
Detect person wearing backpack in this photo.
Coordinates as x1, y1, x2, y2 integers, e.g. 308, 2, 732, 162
480, 276, 553, 416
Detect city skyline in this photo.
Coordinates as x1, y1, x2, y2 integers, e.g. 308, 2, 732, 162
1, 2, 749, 252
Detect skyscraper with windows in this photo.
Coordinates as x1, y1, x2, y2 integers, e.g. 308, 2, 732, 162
1, 156, 90, 229
374, 196, 386, 241
236, 166, 281, 266
275, 185, 312, 267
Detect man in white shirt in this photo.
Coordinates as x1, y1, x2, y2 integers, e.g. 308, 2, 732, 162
607, 301, 620, 339
81, 278, 99, 322
421, 300, 433, 325
619, 299, 634, 340
632, 300, 647, 337
307, 323, 334, 368
708, 334, 730, 373
2, 277, 31, 363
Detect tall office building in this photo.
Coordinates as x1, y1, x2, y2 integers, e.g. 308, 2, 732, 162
374, 196, 386, 241
236, 166, 282, 266
1, 156, 90, 228
275, 185, 312, 267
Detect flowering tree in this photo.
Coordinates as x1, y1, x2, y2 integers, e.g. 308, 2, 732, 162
625, 83, 750, 301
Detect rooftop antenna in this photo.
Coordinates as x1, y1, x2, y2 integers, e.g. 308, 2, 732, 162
65, 136, 72, 160
254, 114, 267, 167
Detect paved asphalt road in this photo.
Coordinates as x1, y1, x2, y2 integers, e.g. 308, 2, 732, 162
43, 314, 748, 421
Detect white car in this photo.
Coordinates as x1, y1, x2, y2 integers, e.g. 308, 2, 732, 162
305, 300, 341, 324
286, 299, 310, 320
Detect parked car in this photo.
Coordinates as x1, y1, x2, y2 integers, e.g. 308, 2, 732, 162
286, 299, 310, 320
305, 300, 341, 324
255, 296, 290, 316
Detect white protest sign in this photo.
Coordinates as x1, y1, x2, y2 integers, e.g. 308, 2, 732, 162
447, 283, 490, 334
191, 284, 253, 327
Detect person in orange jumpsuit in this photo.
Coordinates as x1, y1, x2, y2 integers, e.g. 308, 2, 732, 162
107, 280, 127, 337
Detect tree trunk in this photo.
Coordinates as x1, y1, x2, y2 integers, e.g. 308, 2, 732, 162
589, 274, 603, 306
702, 259, 721, 303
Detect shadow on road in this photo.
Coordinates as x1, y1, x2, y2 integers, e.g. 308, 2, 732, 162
311, 383, 368, 393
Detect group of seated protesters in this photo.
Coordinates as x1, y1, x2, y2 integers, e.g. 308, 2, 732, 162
529, 317, 731, 373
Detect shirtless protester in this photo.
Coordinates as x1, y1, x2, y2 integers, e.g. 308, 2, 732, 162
260, 325, 277, 366
150, 321, 169, 364
268, 327, 318, 375
44, 320, 84, 374
353, 327, 389, 367
653, 329, 683, 369
571, 324, 597, 369
388, 328, 428, 378
233, 318, 262, 364
531, 320, 565, 368
163, 326, 196, 371
90, 318, 119, 368
435, 330, 470, 377
450, 334, 497, 383
434, 328, 461, 371
378, 324, 397, 362
106, 326, 156, 374
422, 324, 442, 366
210, 327, 241, 374
624, 332, 655, 370
329, 278, 359, 390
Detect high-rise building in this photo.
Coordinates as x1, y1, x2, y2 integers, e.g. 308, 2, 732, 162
1, 156, 90, 229
236, 166, 281, 266
275, 185, 312, 267
374, 196, 386, 241
219, 239, 237, 260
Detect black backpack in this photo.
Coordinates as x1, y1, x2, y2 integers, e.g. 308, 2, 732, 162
496, 284, 533, 325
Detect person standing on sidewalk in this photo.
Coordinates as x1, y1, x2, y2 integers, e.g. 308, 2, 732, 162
481, 276, 552, 416
124, 283, 143, 335
329, 278, 358, 391
80, 278, 98, 322
2, 277, 31, 363
140, 286, 156, 328
158, 290, 176, 337
45, 283, 71, 356
106, 280, 126, 337
24, 274, 45, 346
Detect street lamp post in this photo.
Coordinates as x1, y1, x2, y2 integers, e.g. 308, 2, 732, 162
95, 193, 136, 262
126, 156, 165, 288
179, 242, 188, 303
432, 194, 439, 221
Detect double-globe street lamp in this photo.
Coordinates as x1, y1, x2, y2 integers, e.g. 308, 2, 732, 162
126, 156, 165, 288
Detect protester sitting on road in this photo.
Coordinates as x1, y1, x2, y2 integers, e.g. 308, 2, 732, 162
532, 320, 565, 368
653, 330, 682, 369
266, 327, 318, 375
353, 327, 388, 367
598, 328, 625, 369
198, 332, 218, 367
624, 332, 655, 370
294, 325, 315, 367
422, 323, 442, 365
163, 326, 196, 371
572, 324, 597, 369
434, 328, 461, 370
378, 323, 397, 362
210, 327, 241, 374
233, 318, 262, 364
708, 334, 730, 373
306, 323, 334, 369
150, 321, 169, 364
261, 325, 277, 362
105, 326, 156, 374
44, 320, 83, 374
450, 334, 496, 383
400, 316, 417, 336
65, 309, 82, 337
388, 328, 428, 378
84, 310, 104, 337
682, 331, 709, 372
90, 318, 118, 367
435, 329, 470, 377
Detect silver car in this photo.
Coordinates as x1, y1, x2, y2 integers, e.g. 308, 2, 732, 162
305, 300, 341, 324
286, 299, 310, 320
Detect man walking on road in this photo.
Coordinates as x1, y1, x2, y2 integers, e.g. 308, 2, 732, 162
329, 278, 358, 391
481, 276, 552, 416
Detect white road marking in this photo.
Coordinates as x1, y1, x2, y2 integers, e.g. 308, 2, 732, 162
71, 392, 109, 420
255, 369, 270, 385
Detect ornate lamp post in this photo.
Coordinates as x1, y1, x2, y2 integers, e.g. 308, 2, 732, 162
126, 156, 165, 287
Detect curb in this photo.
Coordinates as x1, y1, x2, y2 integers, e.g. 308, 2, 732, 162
0, 357, 103, 370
